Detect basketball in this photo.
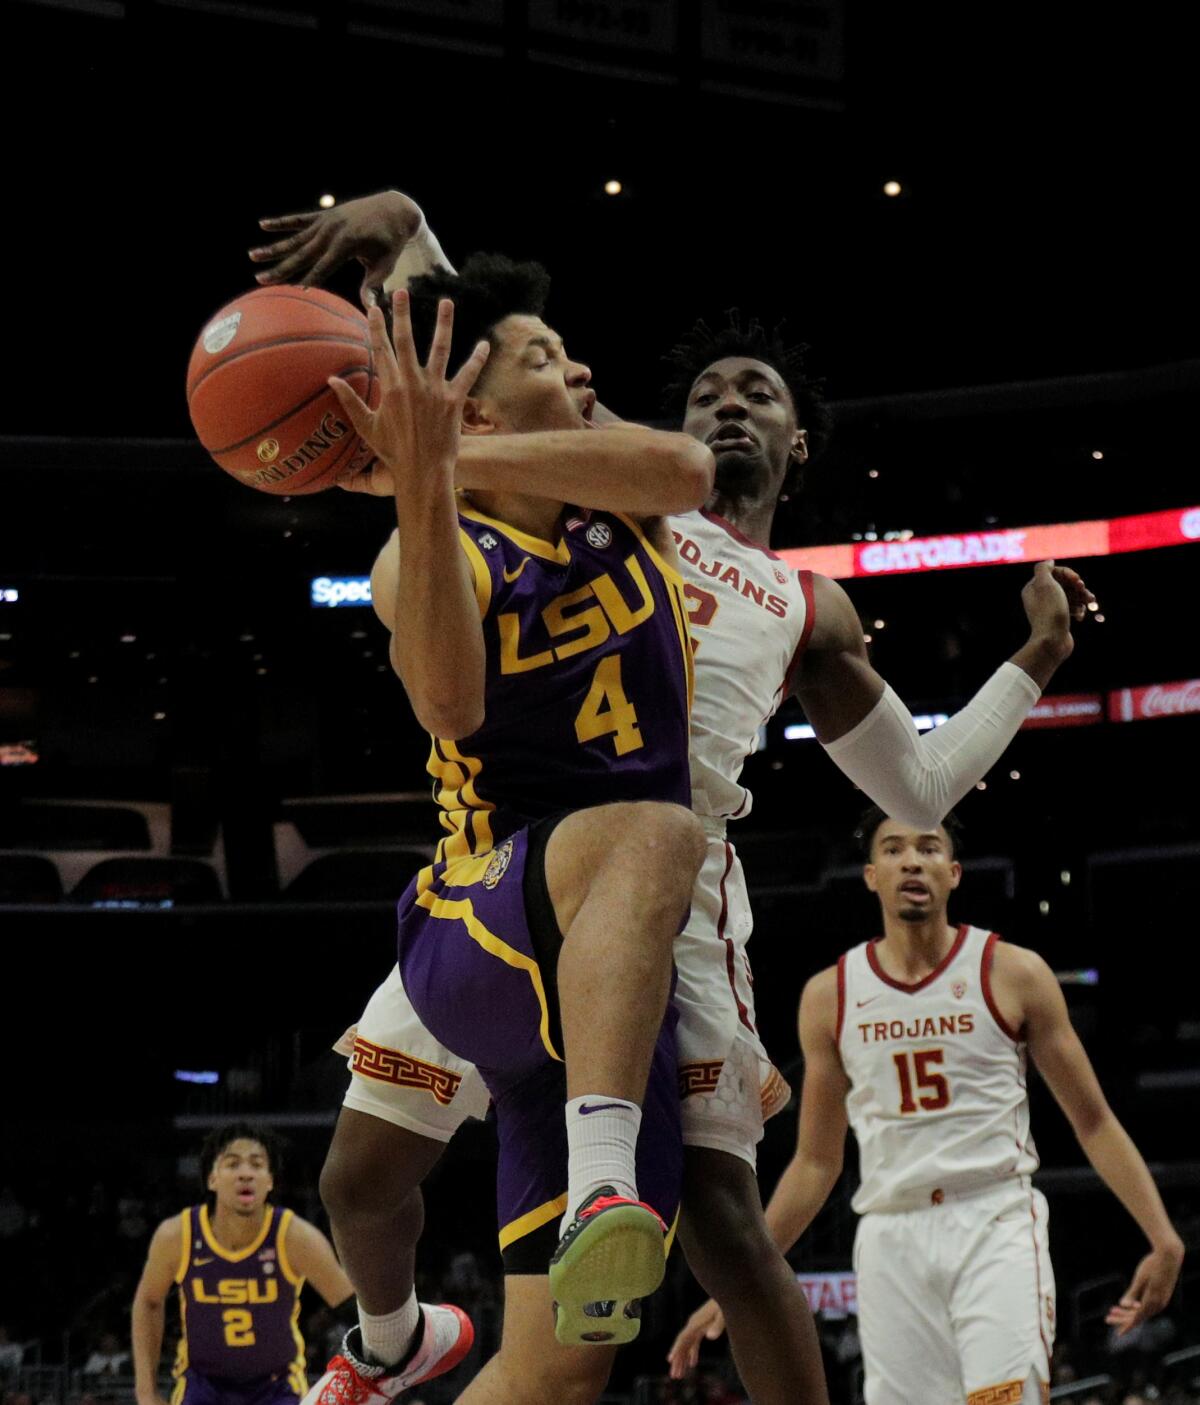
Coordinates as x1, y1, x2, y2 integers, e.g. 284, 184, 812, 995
186, 286, 380, 495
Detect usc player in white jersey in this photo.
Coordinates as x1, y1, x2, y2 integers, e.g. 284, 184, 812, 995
669, 807, 1185, 1405
249, 190, 1096, 1405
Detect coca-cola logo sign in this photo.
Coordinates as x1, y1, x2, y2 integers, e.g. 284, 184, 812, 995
1110, 678, 1200, 722
1143, 682, 1200, 717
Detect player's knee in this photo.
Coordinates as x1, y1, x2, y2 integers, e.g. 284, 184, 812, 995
526, 1350, 613, 1405
682, 1161, 772, 1287
319, 1118, 430, 1224
622, 801, 706, 894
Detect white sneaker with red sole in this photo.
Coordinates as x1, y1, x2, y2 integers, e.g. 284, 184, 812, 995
301, 1311, 474, 1405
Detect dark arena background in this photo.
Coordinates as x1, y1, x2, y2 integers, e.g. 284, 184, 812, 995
2, 3, 1198, 1403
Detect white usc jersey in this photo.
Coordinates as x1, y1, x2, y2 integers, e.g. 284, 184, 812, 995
838, 925, 1039, 1214
668, 509, 815, 821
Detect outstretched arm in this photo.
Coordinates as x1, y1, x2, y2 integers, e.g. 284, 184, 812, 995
249, 190, 454, 308
1005, 944, 1185, 1335
793, 563, 1094, 828
330, 293, 491, 739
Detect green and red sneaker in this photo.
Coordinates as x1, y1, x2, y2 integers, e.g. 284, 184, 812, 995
549, 1187, 668, 1346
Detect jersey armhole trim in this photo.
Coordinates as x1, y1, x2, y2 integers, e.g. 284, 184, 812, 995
458, 528, 493, 618
782, 569, 817, 697
835, 953, 847, 1044
276, 1208, 303, 1287
174, 1209, 192, 1285
981, 932, 1022, 1044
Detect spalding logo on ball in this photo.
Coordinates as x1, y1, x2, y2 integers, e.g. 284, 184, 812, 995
186, 286, 381, 495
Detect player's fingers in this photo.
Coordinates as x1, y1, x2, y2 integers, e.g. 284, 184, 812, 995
258, 212, 319, 232
249, 224, 321, 266
257, 229, 333, 285
390, 289, 421, 381
426, 298, 455, 380
327, 377, 373, 442
365, 304, 401, 395
299, 241, 348, 289
450, 339, 490, 397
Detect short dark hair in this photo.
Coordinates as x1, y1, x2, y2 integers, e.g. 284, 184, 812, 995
199, 1122, 280, 1180
661, 310, 832, 494
855, 805, 964, 861
406, 253, 552, 390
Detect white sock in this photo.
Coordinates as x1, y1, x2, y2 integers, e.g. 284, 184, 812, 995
564, 1094, 641, 1224
359, 1291, 421, 1368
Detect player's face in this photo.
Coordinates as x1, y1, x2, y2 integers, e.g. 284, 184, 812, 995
206, 1139, 274, 1217
466, 315, 596, 437
683, 357, 807, 500
864, 821, 962, 923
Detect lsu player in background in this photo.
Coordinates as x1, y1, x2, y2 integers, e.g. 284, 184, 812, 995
132, 1124, 353, 1405
669, 808, 1185, 1404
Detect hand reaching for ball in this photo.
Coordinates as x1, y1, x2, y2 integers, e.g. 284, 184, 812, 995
328, 290, 489, 494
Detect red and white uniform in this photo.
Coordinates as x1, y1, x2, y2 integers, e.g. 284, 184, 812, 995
838, 926, 1055, 1404
341, 510, 816, 1168
669, 510, 814, 1162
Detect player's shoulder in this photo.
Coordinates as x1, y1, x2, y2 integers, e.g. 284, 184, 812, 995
144, 1212, 186, 1261
800, 963, 841, 1015
989, 938, 1057, 1000
989, 937, 1048, 979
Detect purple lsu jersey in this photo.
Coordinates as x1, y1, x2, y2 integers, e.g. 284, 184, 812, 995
428, 502, 694, 860
172, 1205, 306, 1391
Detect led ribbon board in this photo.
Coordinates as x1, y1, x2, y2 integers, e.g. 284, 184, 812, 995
780, 505, 1200, 579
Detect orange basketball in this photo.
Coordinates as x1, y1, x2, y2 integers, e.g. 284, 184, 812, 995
186, 286, 380, 495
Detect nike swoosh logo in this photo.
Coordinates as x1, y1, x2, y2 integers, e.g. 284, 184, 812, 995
502, 557, 531, 583
856, 997, 880, 1008
579, 1102, 628, 1116
193, 1257, 214, 1265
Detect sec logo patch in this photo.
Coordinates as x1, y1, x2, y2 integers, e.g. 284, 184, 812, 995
586, 522, 613, 549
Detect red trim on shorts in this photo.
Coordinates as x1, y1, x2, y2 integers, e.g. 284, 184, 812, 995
836, 953, 847, 1043
699, 508, 784, 560
718, 842, 756, 1034
866, 924, 969, 993
981, 932, 1022, 1043
1028, 1185, 1054, 1370
782, 569, 817, 697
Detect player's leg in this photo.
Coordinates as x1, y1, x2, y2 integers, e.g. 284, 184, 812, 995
952, 1185, 1055, 1405
855, 1210, 962, 1404
538, 802, 700, 1331
319, 1108, 443, 1317
305, 967, 488, 1403
671, 841, 829, 1401
680, 1147, 829, 1405
455, 1276, 617, 1405
546, 800, 706, 1108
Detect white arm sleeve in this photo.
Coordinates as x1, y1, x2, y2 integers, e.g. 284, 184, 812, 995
821, 661, 1041, 829
382, 212, 457, 293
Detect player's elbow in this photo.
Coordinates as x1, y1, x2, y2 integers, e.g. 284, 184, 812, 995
654, 435, 715, 512
413, 699, 485, 740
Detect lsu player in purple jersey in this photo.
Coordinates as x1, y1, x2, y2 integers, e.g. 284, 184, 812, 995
316, 257, 713, 1389
132, 1125, 353, 1405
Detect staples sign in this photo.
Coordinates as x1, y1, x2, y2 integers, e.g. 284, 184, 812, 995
796, 1271, 858, 1317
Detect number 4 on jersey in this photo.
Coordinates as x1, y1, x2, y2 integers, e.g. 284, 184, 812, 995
575, 654, 643, 756
893, 1048, 950, 1113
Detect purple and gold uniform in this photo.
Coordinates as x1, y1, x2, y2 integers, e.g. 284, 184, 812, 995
171, 1205, 306, 1405
397, 502, 693, 1269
